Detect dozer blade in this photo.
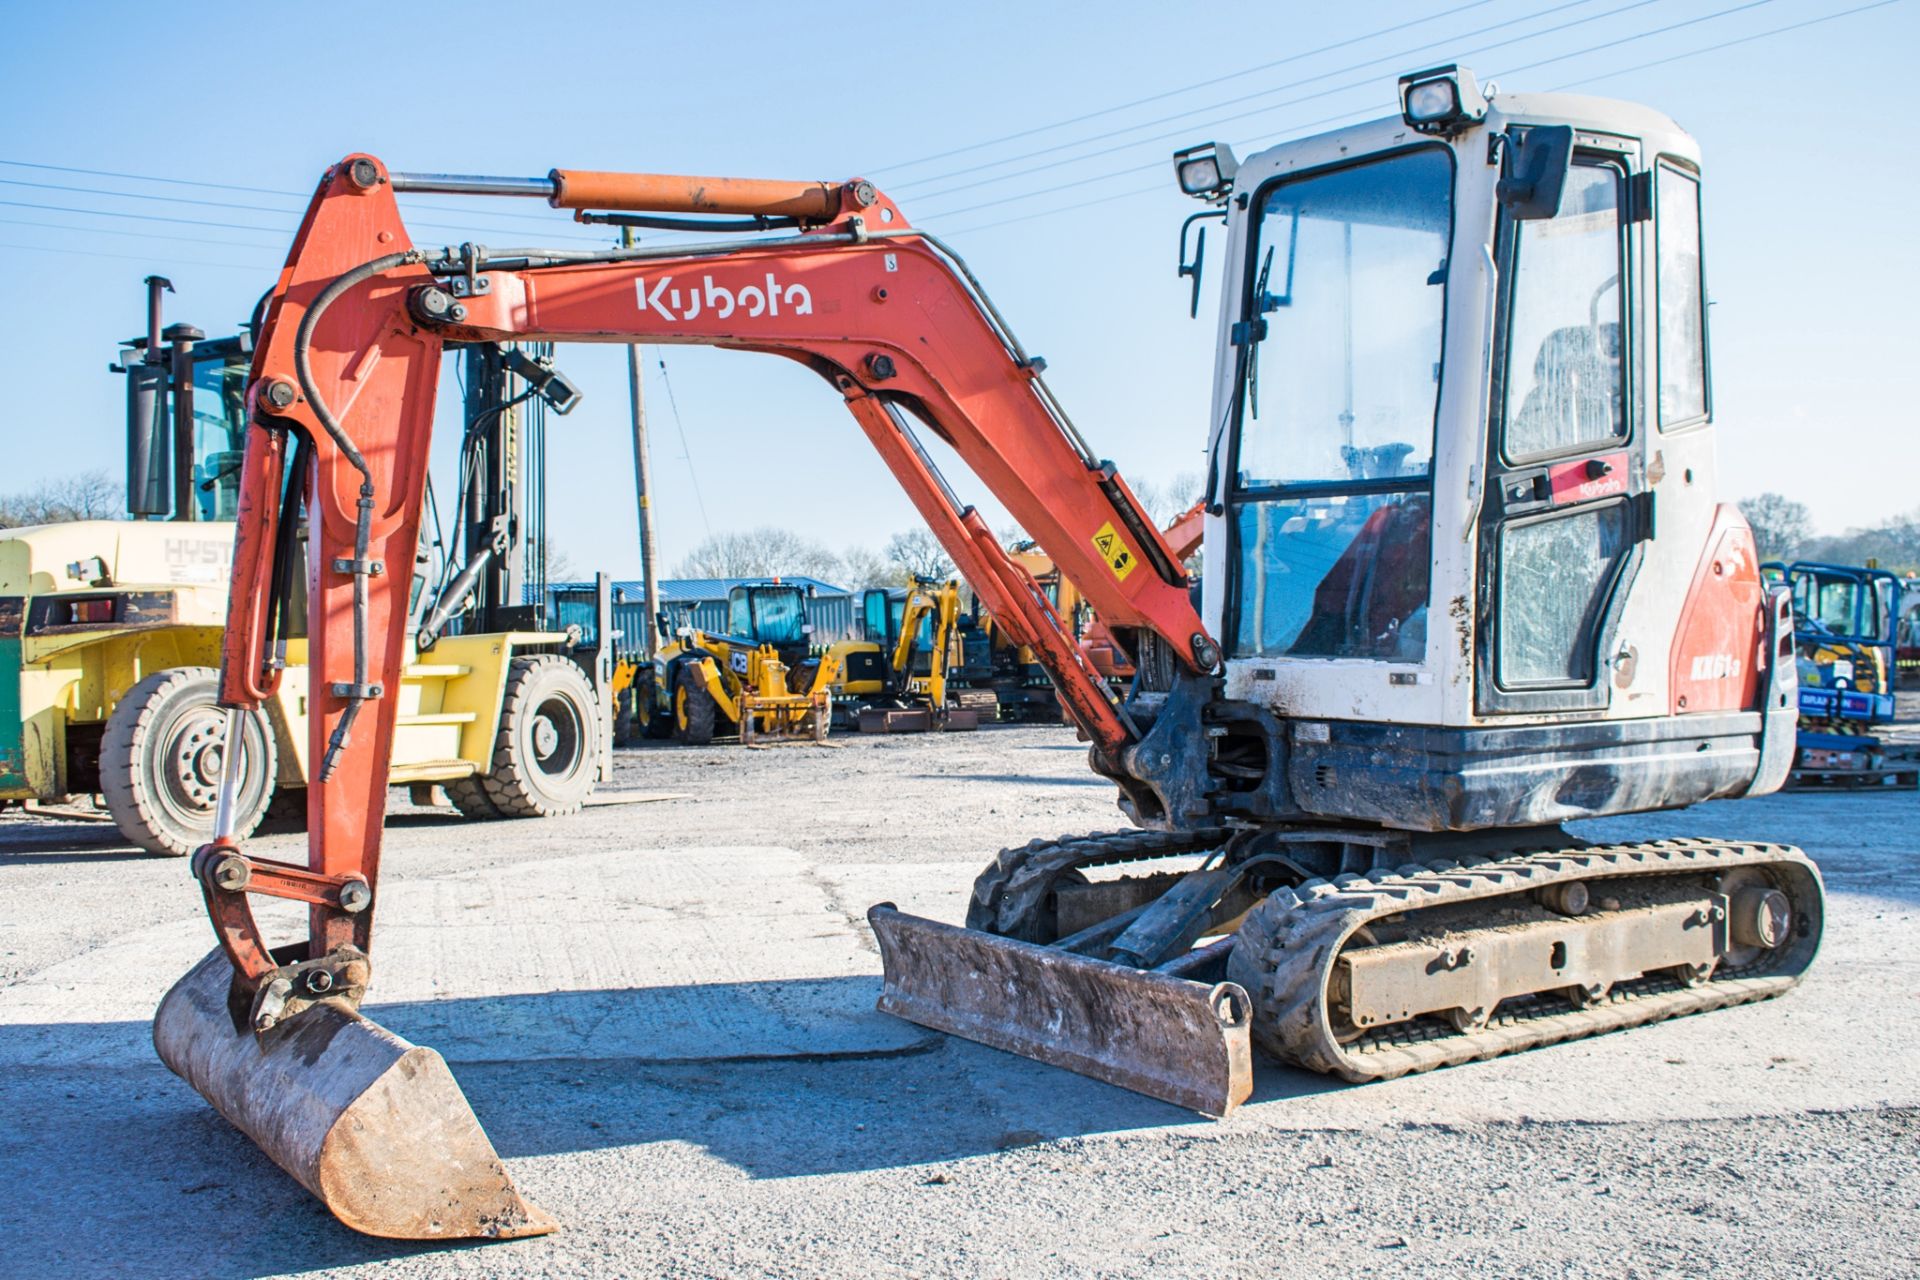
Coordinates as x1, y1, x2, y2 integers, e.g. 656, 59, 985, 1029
869, 904, 1253, 1116
154, 948, 556, 1240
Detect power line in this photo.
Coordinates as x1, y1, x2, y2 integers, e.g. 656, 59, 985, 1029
0, 157, 308, 197
653, 356, 714, 541
871, 0, 1502, 175
890, 0, 1611, 195
0, 160, 610, 245
0, 176, 310, 216
0, 240, 270, 271
0, 215, 283, 249
916, 0, 1777, 222
0, 198, 290, 234
0, 158, 593, 226
1548, 0, 1903, 88
937, 0, 1898, 239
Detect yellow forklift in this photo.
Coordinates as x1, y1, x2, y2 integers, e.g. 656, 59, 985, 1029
0, 279, 611, 854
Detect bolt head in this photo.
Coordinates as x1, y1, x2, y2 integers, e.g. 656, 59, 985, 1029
260, 378, 298, 410
338, 878, 372, 913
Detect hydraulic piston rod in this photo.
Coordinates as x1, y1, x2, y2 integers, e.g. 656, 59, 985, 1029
389, 169, 855, 219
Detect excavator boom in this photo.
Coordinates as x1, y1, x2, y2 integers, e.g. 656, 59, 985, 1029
158, 154, 1219, 1237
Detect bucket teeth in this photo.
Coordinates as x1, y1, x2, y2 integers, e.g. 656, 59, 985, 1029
154, 948, 555, 1240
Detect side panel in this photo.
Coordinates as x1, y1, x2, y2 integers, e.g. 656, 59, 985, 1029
1667, 505, 1763, 714
0, 596, 26, 795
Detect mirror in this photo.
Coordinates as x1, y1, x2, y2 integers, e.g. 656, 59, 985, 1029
1176, 209, 1226, 319
1497, 125, 1574, 221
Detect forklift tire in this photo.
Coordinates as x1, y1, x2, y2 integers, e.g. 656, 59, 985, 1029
100, 666, 277, 857
453, 655, 599, 819
443, 774, 505, 819
673, 663, 718, 746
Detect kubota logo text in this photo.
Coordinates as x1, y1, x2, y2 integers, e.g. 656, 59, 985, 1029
636, 273, 814, 323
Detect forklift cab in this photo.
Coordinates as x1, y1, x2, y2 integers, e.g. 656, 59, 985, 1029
118, 307, 254, 522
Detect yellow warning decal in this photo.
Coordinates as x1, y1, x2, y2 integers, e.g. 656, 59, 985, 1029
1091, 521, 1139, 582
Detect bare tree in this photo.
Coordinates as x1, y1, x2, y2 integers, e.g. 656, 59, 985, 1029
1739, 493, 1813, 563
1806, 510, 1920, 573
839, 545, 893, 590
883, 528, 956, 584
535, 535, 577, 584
674, 527, 845, 583
0, 470, 124, 528
1130, 472, 1206, 527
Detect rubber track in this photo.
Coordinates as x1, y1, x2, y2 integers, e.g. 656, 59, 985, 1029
967, 827, 1230, 941
1226, 837, 1823, 1083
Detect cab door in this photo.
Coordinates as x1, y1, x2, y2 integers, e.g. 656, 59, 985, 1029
1476, 138, 1649, 715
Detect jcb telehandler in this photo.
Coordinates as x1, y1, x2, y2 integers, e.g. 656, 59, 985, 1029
154, 68, 1819, 1239
628, 581, 845, 744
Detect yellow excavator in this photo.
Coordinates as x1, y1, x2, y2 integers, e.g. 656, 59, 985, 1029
840, 576, 988, 731
0, 280, 608, 854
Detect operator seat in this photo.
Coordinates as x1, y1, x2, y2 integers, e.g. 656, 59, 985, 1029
1510, 322, 1621, 451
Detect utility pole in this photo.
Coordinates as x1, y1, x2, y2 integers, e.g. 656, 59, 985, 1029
622, 226, 663, 656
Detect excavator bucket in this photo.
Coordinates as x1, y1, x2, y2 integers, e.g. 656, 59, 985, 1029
153, 948, 555, 1240
868, 905, 1253, 1116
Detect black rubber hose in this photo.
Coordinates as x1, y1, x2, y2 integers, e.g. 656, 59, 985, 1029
290, 248, 424, 781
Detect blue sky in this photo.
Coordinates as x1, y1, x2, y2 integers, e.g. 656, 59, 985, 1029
2, 0, 1913, 579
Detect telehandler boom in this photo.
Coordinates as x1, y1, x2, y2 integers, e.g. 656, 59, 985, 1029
158, 68, 1821, 1240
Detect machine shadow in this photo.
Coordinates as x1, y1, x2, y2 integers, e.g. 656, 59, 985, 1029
909, 772, 1112, 787
0, 820, 148, 862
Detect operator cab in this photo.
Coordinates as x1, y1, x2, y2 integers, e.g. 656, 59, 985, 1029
1178, 67, 1779, 830
727, 583, 813, 655
117, 325, 253, 521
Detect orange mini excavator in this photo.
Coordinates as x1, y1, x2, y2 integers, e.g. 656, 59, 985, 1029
158, 69, 1820, 1240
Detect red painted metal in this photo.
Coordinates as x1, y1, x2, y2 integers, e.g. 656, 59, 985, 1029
210, 154, 1214, 969
1668, 503, 1766, 714
1548, 449, 1630, 506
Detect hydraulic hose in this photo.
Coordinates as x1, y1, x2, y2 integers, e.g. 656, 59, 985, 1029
291, 248, 425, 781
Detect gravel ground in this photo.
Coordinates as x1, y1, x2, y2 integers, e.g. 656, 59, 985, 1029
2, 723, 1916, 1279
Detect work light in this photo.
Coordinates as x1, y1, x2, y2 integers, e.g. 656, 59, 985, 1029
1173, 142, 1237, 202
1398, 65, 1486, 136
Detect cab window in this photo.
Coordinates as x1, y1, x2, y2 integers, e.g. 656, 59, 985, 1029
1501, 162, 1626, 461
1656, 160, 1708, 426
1228, 146, 1451, 661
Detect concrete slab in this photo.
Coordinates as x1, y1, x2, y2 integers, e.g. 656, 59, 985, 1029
0, 845, 935, 1069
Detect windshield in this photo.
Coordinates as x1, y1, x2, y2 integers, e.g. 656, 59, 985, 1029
730, 587, 806, 645
1235, 146, 1452, 489
1793, 570, 1891, 644
192, 349, 250, 520
1228, 146, 1450, 662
